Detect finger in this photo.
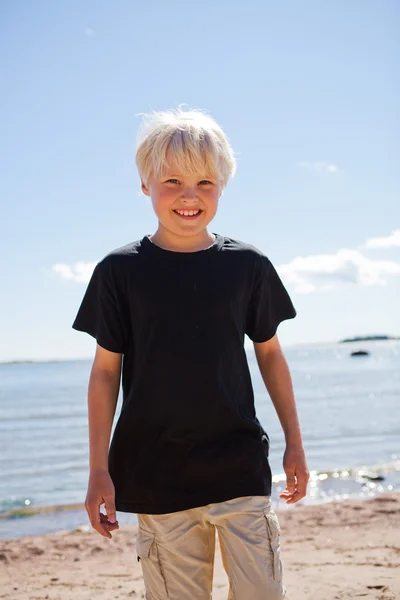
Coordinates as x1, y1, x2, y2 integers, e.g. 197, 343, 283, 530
296, 471, 309, 497
286, 491, 303, 504
93, 514, 112, 538
280, 484, 298, 497
100, 513, 119, 529
104, 496, 117, 524
280, 491, 297, 500
100, 512, 119, 524
93, 523, 111, 537
279, 490, 294, 499
285, 474, 297, 493
283, 471, 308, 502
86, 505, 112, 538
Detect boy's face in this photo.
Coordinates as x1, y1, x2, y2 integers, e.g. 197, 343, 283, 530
141, 164, 223, 240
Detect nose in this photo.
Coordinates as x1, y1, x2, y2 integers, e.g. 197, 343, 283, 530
181, 187, 198, 202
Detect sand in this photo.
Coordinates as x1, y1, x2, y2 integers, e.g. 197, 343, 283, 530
0, 492, 399, 600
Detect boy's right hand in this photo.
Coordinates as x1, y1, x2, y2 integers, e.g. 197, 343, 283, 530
85, 470, 120, 538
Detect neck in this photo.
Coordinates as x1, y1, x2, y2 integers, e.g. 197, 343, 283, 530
150, 227, 216, 253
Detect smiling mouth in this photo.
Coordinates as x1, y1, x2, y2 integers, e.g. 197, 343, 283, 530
173, 209, 203, 219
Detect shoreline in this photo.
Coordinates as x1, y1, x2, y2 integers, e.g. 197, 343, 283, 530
2, 460, 399, 540
1, 484, 399, 543
1, 491, 399, 599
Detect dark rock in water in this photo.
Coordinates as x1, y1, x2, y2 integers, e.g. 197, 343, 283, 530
361, 474, 385, 481
350, 350, 370, 357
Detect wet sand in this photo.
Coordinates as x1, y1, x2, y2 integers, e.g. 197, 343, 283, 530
1, 492, 399, 599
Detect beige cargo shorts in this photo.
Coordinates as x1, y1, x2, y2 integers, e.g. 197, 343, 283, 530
136, 495, 287, 599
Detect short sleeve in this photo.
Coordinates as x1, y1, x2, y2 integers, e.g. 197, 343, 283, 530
72, 259, 127, 353
245, 254, 296, 343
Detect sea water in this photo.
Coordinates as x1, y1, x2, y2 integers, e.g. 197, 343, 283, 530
0, 340, 399, 539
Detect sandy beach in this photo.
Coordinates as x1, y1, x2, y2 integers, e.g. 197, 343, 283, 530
1, 492, 399, 600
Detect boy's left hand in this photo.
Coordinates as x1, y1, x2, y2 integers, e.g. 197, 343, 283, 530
279, 444, 310, 504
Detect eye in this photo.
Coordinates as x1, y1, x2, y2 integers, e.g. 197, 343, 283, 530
199, 180, 212, 185
166, 178, 179, 184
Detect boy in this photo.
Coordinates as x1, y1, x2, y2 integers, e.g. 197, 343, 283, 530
72, 107, 309, 600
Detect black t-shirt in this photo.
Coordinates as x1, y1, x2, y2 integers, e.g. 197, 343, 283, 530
72, 233, 296, 514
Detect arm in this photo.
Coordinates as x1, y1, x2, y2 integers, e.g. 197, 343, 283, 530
85, 343, 122, 538
253, 334, 309, 504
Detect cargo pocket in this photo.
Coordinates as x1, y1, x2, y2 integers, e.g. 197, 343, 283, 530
262, 507, 283, 582
136, 527, 169, 598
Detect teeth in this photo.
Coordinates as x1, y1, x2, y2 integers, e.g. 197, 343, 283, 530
175, 210, 200, 216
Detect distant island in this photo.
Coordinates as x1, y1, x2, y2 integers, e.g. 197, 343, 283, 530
0, 360, 36, 364
340, 335, 400, 343
0, 358, 90, 365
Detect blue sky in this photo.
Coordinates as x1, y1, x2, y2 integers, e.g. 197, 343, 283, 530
1, 0, 399, 361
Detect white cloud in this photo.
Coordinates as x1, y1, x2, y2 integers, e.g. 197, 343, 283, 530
54, 230, 400, 294
298, 161, 340, 173
85, 27, 95, 36
364, 229, 400, 248
278, 249, 400, 294
53, 262, 96, 283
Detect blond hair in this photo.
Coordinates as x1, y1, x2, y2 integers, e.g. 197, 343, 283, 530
135, 106, 236, 189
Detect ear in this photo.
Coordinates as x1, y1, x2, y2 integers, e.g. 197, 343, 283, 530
141, 179, 151, 197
